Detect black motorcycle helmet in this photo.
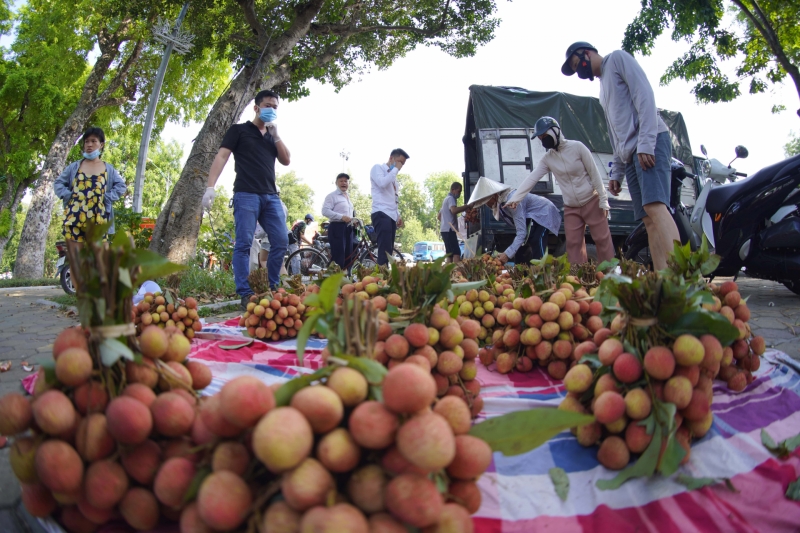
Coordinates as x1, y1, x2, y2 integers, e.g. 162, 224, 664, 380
561, 41, 598, 76
531, 116, 560, 139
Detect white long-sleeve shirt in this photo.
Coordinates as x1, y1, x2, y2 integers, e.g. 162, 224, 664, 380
599, 50, 669, 179
370, 163, 400, 221
321, 188, 354, 222
507, 135, 610, 211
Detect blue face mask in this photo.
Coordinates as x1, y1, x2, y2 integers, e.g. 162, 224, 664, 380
259, 107, 277, 123
83, 149, 101, 160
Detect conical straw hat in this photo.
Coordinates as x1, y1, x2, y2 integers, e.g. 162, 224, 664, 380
466, 177, 511, 207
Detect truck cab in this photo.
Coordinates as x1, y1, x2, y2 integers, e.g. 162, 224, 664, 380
462, 86, 696, 260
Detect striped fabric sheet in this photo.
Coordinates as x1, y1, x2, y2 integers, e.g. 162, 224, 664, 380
189, 321, 800, 532
39, 321, 800, 533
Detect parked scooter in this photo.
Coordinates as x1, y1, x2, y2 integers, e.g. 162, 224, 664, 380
55, 241, 75, 295
624, 158, 702, 266
625, 147, 800, 294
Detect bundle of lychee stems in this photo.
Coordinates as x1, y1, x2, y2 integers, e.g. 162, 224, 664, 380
63, 226, 190, 396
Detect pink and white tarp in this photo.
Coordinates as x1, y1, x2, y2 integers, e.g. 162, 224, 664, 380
38, 318, 800, 532
191, 319, 800, 532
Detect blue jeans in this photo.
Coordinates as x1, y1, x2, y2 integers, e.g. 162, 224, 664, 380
233, 192, 288, 294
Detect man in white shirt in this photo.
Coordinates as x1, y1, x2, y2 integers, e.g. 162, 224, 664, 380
370, 148, 409, 265
562, 41, 680, 270
439, 182, 469, 263
321, 173, 356, 269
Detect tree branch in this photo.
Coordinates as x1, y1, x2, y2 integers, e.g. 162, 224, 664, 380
95, 39, 144, 108
310, 22, 447, 37
729, 0, 800, 114
236, 0, 265, 40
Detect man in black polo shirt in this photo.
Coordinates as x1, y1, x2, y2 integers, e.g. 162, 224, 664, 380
203, 89, 291, 309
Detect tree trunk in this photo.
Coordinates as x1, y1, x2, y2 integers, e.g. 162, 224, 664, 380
13, 118, 87, 278
0, 179, 31, 266
148, 63, 289, 263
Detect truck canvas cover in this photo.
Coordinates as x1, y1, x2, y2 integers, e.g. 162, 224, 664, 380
465, 85, 693, 169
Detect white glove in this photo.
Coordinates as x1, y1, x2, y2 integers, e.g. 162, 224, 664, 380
202, 187, 215, 210
265, 122, 280, 142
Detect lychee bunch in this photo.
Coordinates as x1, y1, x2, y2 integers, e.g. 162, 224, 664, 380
132, 292, 201, 339
239, 289, 306, 341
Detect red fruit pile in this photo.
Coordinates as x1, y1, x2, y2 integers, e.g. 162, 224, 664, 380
132, 292, 201, 339
0, 325, 212, 531
239, 289, 306, 341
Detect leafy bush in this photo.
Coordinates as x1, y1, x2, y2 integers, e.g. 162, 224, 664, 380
0, 278, 59, 288
158, 265, 237, 302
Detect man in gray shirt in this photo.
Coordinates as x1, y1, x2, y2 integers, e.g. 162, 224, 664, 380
439, 182, 469, 263
561, 41, 680, 270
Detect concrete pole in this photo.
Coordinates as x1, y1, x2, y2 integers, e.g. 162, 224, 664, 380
132, 1, 190, 213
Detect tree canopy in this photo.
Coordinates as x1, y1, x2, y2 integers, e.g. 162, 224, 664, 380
278, 171, 314, 227
786, 132, 800, 157
623, 0, 800, 116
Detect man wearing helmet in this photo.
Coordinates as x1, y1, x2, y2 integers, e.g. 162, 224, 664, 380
287, 214, 315, 275
506, 116, 615, 264
561, 42, 680, 270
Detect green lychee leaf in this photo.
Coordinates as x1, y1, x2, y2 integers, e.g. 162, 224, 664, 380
296, 312, 322, 365
183, 466, 211, 505
274, 366, 336, 407
657, 430, 686, 477
675, 474, 737, 492
786, 478, 800, 501
597, 425, 661, 490
318, 273, 345, 312
469, 408, 594, 456
596, 258, 619, 272
549, 467, 570, 501
761, 429, 779, 451
666, 310, 739, 347
41, 360, 57, 385
332, 354, 387, 385
99, 338, 135, 367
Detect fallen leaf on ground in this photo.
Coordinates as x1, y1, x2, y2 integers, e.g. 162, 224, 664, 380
0, 361, 11, 372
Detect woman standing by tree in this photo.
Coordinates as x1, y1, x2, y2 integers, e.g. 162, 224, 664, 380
54, 127, 127, 241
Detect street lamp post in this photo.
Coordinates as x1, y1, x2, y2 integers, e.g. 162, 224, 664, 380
132, 2, 193, 213
339, 149, 350, 172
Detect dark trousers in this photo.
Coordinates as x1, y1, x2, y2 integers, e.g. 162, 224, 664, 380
514, 220, 548, 264
372, 211, 396, 266
328, 222, 353, 270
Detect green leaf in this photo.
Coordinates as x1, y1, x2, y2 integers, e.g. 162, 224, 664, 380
41, 360, 57, 385
519, 283, 533, 299
762, 429, 779, 451
597, 425, 662, 490
675, 474, 735, 491
118, 267, 132, 288
666, 310, 739, 346
182, 466, 211, 504
596, 258, 620, 272
699, 255, 720, 275
332, 354, 387, 385
468, 408, 595, 456
99, 338, 135, 367
549, 467, 570, 501
274, 366, 336, 406
449, 303, 459, 319
302, 294, 321, 308
318, 273, 344, 312
386, 304, 400, 318
369, 385, 383, 403
786, 478, 800, 501
296, 313, 320, 365
657, 430, 686, 477
451, 280, 486, 296
139, 262, 188, 284
164, 290, 174, 306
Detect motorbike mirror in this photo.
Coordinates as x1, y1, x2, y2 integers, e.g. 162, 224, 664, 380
735, 145, 749, 159
700, 145, 708, 157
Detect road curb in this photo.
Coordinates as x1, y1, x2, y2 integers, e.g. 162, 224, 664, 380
0, 286, 59, 293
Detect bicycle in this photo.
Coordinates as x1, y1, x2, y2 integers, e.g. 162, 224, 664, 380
283, 220, 404, 280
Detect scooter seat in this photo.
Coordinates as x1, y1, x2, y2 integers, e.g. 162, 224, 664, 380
706, 155, 800, 214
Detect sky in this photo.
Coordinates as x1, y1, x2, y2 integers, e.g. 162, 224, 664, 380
9, 0, 797, 214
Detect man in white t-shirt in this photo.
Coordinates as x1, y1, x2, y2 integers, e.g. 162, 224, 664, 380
439, 182, 469, 263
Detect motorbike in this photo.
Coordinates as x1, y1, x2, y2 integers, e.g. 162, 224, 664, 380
55, 241, 75, 295
625, 146, 800, 294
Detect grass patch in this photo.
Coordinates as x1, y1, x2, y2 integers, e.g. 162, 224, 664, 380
49, 294, 78, 308
0, 278, 59, 288
158, 266, 237, 302
197, 303, 241, 318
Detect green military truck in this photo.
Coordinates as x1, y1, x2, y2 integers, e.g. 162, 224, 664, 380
461, 85, 696, 260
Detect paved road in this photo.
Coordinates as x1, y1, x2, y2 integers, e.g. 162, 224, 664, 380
0, 278, 798, 530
